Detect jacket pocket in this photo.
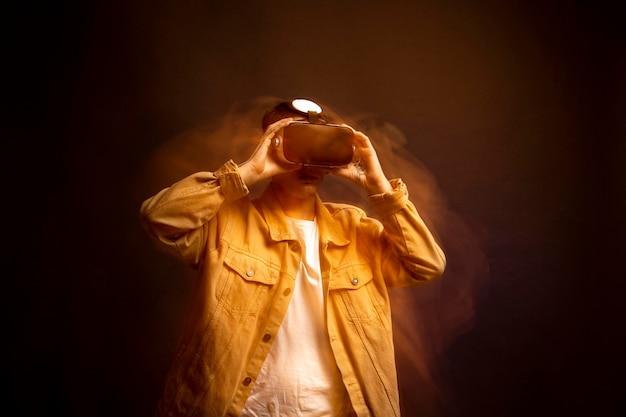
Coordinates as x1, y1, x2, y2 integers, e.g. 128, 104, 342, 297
329, 263, 374, 290
218, 246, 280, 314
331, 264, 394, 343
330, 264, 388, 323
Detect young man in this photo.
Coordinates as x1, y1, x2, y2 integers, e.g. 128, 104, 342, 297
140, 99, 446, 417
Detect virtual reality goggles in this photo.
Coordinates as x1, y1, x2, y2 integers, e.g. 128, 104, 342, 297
273, 99, 355, 168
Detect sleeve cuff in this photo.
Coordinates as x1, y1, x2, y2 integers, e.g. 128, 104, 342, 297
367, 178, 409, 217
214, 160, 250, 201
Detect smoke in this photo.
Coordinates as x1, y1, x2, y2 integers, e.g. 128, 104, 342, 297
343, 113, 490, 415
136, 96, 490, 416
137, 96, 279, 197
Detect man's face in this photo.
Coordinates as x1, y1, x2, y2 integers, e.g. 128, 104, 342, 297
271, 165, 326, 200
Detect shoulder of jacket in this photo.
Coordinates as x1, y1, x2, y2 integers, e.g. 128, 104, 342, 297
323, 201, 367, 218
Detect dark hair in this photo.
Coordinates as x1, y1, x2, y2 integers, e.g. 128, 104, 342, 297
261, 102, 301, 131
261, 99, 340, 131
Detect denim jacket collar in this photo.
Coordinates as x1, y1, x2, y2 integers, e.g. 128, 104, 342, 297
257, 182, 350, 247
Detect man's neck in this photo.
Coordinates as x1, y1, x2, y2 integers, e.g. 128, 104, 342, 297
276, 194, 316, 220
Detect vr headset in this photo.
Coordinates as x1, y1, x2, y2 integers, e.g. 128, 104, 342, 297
273, 99, 355, 168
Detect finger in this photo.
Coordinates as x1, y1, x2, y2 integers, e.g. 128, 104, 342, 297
250, 135, 271, 160
329, 164, 357, 179
255, 118, 292, 156
352, 131, 372, 148
265, 117, 293, 136
256, 136, 272, 157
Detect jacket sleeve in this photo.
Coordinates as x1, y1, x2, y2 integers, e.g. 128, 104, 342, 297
367, 178, 446, 286
139, 160, 248, 267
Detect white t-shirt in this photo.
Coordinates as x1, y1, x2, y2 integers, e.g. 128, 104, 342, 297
241, 218, 352, 417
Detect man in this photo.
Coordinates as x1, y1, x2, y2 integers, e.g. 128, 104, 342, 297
140, 98, 446, 416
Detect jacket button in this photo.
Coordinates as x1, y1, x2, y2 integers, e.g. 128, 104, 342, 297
351, 277, 359, 285
262, 334, 271, 342
290, 243, 299, 252
246, 269, 254, 277
243, 377, 252, 386
283, 288, 292, 296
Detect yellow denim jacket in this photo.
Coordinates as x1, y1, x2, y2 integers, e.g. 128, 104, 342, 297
140, 160, 446, 417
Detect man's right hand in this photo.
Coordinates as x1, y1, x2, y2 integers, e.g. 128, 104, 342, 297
238, 118, 296, 187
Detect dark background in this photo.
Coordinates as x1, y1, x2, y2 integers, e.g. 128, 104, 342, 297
4, 1, 624, 416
